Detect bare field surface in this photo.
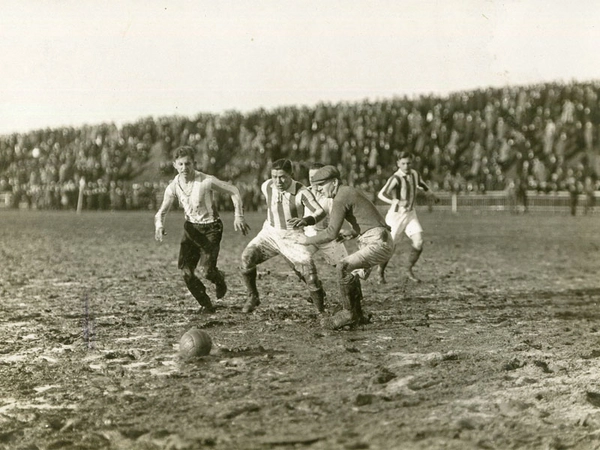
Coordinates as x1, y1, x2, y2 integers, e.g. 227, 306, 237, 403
1, 210, 600, 450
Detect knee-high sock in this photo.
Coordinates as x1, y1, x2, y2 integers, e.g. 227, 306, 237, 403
241, 267, 259, 298
339, 274, 363, 319
308, 280, 326, 312
407, 247, 422, 269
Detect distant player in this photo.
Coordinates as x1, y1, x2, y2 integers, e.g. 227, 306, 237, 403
155, 146, 250, 313
296, 165, 394, 330
240, 159, 327, 314
377, 151, 437, 284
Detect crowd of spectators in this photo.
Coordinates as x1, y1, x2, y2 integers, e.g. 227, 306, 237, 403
1, 81, 599, 212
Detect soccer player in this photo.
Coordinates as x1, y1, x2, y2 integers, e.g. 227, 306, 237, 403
155, 146, 250, 313
305, 162, 349, 266
295, 165, 394, 330
240, 159, 327, 314
376, 151, 437, 284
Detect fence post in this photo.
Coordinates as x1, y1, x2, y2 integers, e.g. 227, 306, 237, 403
77, 177, 85, 214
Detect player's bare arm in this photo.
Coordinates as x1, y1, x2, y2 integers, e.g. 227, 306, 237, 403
210, 178, 251, 236
154, 186, 176, 242
417, 178, 440, 204
377, 176, 398, 205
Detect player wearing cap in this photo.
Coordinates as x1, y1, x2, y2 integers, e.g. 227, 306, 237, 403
155, 146, 250, 313
295, 165, 394, 330
376, 151, 438, 283
240, 159, 327, 314
305, 162, 349, 266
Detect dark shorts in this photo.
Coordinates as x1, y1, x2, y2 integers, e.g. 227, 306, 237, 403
178, 219, 223, 271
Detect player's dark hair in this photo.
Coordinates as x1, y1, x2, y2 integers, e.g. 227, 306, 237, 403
271, 159, 293, 174
172, 146, 196, 161
398, 151, 413, 160
309, 162, 325, 170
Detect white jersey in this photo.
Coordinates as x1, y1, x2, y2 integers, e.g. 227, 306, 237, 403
155, 171, 243, 228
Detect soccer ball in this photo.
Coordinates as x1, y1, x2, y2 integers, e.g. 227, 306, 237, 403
179, 328, 212, 358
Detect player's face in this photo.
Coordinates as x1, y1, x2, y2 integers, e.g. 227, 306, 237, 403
271, 169, 292, 191
398, 157, 412, 173
173, 156, 194, 177
308, 169, 319, 186
315, 179, 337, 198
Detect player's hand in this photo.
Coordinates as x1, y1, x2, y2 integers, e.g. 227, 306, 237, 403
155, 227, 166, 242
336, 229, 358, 242
234, 217, 251, 236
287, 218, 308, 228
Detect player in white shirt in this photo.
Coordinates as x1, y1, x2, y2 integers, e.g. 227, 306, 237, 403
155, 146, 250, 313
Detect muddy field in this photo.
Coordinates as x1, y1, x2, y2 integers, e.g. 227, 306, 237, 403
1, 209, 600, 450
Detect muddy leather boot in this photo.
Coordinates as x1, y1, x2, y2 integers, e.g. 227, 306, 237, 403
322, 274, 363, 330
241, 267, 261, 313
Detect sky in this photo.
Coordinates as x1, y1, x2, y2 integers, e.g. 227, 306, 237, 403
1, 0, 599, 135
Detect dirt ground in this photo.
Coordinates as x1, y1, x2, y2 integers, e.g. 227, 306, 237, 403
1, 209, 600, 450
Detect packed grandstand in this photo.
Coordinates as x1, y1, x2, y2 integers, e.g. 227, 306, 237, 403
0, 81, 598, 212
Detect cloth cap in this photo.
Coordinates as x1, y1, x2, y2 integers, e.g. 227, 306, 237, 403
311, 165, 340, 185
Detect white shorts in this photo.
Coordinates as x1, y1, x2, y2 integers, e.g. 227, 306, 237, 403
305, 226, 348, 266
343, 227, 394, 275
247, 221, 317, 267
385, 208, 423, 241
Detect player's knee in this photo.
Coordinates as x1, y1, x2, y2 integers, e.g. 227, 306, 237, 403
336, 261, 353, 283
300, 265, 319, 289
241, 248, 259, 271
305, 272, 321, 290
412, 235, 424, 250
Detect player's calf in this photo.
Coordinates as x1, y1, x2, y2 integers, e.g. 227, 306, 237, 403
182, 272, 215, 313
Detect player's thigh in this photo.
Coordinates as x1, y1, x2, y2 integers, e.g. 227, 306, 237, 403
343, 239, 393, 273
386, 211, 410, 241
241, 230, 279, 268
197, 221, 224, 269
404, 215, 424, 244
278, 239, 315, 269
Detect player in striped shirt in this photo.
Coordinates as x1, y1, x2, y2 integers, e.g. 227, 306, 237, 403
376, 151, 438, 283
240, 159, 327, 314
155, 146, 250, 313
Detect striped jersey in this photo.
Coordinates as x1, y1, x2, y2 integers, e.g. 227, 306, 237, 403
155, 171, 244, 228
383, 169, 430, 211
261, 179, 325, 230
307, 186, 333, 231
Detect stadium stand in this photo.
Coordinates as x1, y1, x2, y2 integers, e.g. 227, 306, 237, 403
0, 81, 598, 213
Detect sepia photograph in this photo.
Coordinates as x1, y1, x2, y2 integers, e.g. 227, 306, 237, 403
1, 1, 600, 449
